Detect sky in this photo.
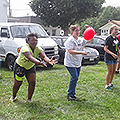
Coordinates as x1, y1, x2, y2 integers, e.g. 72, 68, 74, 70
8, 0, 35, 17
8, 0, 120, 17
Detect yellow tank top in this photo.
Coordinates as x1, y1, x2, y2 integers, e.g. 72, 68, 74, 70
16, 44, 43, 70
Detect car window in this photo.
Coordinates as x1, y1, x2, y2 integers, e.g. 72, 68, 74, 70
91, 37, 105, 45
10, 25, 48, 38
63, 38, 67, 43
54, 38, 63, 46
1, 28, 9, 37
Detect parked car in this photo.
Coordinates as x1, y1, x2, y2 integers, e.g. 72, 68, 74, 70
51, 36, 67, 63
85, 36, 107, 60
0, 23, 59, 70
51, 36, 100, 65
82, 47, 100, 65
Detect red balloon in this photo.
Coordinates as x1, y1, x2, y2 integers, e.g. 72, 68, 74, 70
83, 27, 95, 41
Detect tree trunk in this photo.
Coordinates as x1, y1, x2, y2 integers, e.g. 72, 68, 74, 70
64, 28, 69, 36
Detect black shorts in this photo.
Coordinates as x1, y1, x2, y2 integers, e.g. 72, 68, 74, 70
13, 62, 36, 81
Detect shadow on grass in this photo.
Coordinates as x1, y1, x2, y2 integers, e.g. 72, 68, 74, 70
112, 87, 120, 96
0, 64, 8, 71
13, 100, 57, 119
68, 97, 111, 114
13, 96, 111, 118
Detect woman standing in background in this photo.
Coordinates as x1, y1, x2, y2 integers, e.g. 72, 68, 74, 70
104, 25, 119, 91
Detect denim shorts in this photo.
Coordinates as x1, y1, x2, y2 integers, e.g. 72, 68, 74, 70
104, 58, 117, 65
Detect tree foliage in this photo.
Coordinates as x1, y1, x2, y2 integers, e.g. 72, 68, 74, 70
95, 6, 120, 34
79, 6, 120, 35
29, 0, 105, 30
79, 17, 98, 36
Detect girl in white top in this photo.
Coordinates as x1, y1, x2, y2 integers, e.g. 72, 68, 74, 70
64, 25, 93, 101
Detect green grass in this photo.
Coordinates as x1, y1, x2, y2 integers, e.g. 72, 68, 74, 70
0, 61, 120, 120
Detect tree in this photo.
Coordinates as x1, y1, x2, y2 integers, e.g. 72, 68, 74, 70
79, 17, 98, 36
29, 0, 105, 34
95, 6, 120, 34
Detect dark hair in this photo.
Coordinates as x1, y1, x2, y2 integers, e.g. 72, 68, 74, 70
26, 33, 38, 43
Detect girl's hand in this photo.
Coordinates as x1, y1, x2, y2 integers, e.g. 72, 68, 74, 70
87, 38, 94, 43
49, 56, 58, 66
39, 59, 47, 67
112, 53, 118, 59
82, 52, 88, 56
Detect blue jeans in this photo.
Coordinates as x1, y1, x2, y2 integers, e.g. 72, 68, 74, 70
65, 66, 81, 97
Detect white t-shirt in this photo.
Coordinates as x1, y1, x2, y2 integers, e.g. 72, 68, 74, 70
64, 35, 87, 67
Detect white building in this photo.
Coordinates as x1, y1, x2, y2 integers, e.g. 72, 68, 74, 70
0, 0, 64, 36
0, 0, 9, 22
45, 25, 62, 36
99, 20, 120, 36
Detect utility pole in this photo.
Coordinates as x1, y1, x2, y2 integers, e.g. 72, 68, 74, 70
9, 0, 11, 17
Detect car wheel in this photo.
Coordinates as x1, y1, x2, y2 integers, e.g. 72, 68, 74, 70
6, 55, 15, 71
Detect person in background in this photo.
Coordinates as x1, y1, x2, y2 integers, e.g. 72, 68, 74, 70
64, 25, 93, 101
104, 25, 119, 91
115, 33, 120, 74
84, 24, 89, 29
10, 33, 57, 103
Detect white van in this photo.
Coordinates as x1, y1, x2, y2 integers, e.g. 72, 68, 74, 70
0, 23, 59, 70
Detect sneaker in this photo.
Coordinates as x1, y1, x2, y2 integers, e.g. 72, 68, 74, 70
115, 70, 119, 74
73, 95, 78, 100
109, 84, 116, 88
67, 96, 77, 101
105, 86, 112, 91
9, 96, 17, 102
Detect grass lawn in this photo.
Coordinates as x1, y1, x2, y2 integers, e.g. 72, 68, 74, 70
0, 61, 120, 120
